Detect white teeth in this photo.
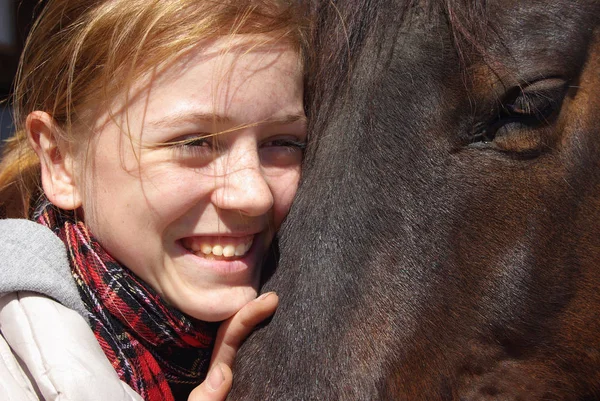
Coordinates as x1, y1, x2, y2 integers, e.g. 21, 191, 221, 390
234, 243, 246, 256
212, 245, 223, 256
223, 245, 235, 257
185, 237, 254, 258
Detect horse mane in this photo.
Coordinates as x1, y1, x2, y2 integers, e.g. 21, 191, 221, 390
305, 0, 411, 136
304, 0, 491, 152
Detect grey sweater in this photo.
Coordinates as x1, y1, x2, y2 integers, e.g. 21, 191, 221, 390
0, 219, 87, 318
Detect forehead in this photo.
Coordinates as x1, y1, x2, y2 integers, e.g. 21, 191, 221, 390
157, 35, 301, 86
94, 35, 303, 130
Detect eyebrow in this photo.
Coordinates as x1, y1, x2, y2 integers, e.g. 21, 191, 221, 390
146, 112, 307, 129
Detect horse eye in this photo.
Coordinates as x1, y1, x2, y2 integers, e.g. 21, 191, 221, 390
503, 79, 568, 120
468, 78, 569, 153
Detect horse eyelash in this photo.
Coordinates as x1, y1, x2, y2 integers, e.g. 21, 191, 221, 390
468, 86, 565, 146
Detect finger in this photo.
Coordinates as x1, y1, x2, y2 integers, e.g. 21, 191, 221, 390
187, 363, 233, 401
210, 291, 279, 368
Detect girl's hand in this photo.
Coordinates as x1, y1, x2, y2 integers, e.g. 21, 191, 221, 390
188, 292, 279, 401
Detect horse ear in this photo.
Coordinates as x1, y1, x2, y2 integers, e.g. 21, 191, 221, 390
26, 111, 82, 210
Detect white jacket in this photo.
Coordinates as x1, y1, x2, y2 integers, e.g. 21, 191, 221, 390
0, 292, 143, 401
0, 219, 142, 400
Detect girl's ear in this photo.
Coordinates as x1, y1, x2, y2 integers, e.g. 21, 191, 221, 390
26, 111, 82, 210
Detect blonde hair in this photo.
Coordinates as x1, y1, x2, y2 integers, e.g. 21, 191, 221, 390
0, 0, 307, 218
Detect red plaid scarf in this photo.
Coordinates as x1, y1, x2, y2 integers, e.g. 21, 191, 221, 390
35, 200, 218, 401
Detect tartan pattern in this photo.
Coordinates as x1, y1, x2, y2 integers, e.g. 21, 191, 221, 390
35, 200, 218, 401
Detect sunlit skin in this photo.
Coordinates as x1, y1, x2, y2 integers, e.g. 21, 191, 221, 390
70, 36, 305, 322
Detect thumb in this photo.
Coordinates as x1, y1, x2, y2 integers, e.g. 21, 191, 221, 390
188, 363, 233, 401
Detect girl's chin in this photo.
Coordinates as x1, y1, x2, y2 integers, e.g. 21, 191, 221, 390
171, 287, 259, 322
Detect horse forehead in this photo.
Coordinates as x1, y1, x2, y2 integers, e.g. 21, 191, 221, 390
486, 1, 598, 62
382, 0, 599, 91
392, 0, 598, 54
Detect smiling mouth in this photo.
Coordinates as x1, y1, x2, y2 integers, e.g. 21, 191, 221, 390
181, 235, 254, 259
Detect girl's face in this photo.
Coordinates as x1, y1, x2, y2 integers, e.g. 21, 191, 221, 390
76, 36, 305, 321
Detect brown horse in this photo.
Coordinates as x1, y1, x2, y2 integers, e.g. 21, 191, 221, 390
229, 0, 600, 399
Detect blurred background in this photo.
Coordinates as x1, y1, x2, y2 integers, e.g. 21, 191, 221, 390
0, 0, 43, 144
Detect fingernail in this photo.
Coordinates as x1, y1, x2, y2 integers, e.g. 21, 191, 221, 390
207, 364, 224, 391
257, 291, 275, 301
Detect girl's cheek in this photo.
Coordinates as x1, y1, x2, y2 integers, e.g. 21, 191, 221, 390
272, 173, 301, 228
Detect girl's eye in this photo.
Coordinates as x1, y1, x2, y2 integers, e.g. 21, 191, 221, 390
262, 138, 307, 150
182, 137, 211, 147
260, 137, 306, 167
163, 134, 213, 148
168, 135, 215, 161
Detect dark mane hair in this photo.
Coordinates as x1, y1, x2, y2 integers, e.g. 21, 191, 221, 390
303, 0, 494, 153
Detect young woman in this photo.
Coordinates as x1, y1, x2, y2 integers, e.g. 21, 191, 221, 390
0, 0, 307, 400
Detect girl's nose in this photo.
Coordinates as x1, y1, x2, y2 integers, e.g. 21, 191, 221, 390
210, 155, 274, 217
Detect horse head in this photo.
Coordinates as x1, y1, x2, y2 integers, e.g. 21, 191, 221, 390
229, 1, 600, 399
